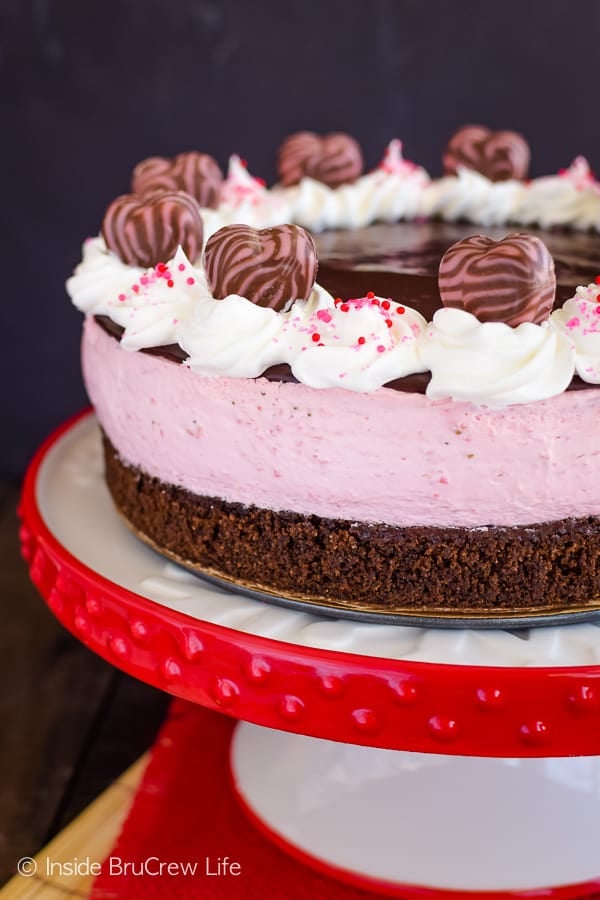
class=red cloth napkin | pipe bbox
[92,700,600,900]
[91,700,379,899]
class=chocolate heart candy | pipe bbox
[443,125,530,182]
[277,131,363,188]
[204,224,318,311]
[102,191,204,268]
[438,233,555,327]
[132,152,224,209]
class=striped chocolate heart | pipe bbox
[277,131,363,188]
[101,191,204,268]
[443,125,530,182]
[132,152,224,209]
[204,224,318,311]
[438,233,556,327]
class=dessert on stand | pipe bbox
[22,127,600,895]
[19,410,600,897]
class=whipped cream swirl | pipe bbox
[201,156,294,240]
[179,284,427,391]
[281,140,429,232]
[67,239,206,350]
[419,170,525,227]
[552,282,600,382]
[178,294,285,378]
[421,307,576,405]
[283,294,427,391]
[419,160,600,231]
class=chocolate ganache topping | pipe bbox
[438,233,556,326]
[277,131,363,188]
[204,224,318,311]
[443,125,531,182]
[101,191,204,269]
[132,151,224,209]
[314,220,600,318]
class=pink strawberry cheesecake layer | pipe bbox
[82,316,600,530]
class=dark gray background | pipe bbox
[3,0,600,475]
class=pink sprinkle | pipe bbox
[140,276,149,286]
[178,263,186,272]
[132,284,139,293]
[186,277,195,285]
[316,309,332,323]
[118,293,126,302]
[566,316,581,329]
[376,344,385,353]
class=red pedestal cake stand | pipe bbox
[18,411,600,898]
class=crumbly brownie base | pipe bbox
[103,433,600,615]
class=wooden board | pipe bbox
[0,485,115,882]
[0,755,147,898]
[0,484,169,886]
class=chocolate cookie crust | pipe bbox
[103,433,600,615]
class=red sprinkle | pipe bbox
[595,275,600,285]
[357,336,366,345]
[334,297,343,305]
[396,305,405,314]
[371,298,380,306]
[167,279,174,288]
[340,303,350,312]
[156,263,167,273]
[385,318,393,328]
[312,332,321,342]
[381,300,391,310]
[366,291,375,299]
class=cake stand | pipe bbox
[18,411,600,898]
